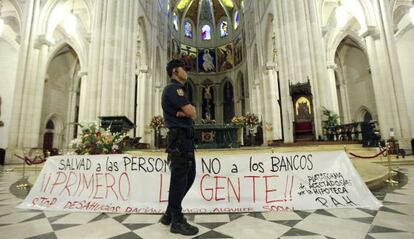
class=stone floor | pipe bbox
[0,165,413,239]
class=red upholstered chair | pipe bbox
[293,121,314,141]
[295,121,313,133]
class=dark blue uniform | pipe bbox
[161,79,196,222]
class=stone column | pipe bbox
[135,66,153,144]
[336,75,351,123]
[7,0,48,163]
[375,0,412,148]
[253,82,261,115]
[67,71,87,144]
[154,86,162,116]
[273,0,330,142]
[362,24,411,148]
[326,63,340,115]
[80,0,137,123]
[262,64,283,143]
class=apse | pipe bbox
[168,0,246,123]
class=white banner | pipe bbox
[18,151,382,213]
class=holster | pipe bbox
[166,128,195,169]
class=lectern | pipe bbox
[99,116,135,133]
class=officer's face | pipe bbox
[175,67,188,81]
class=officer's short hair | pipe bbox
[166,59,189,77]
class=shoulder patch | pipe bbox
[176,89,185,96]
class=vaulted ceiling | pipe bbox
[171,0,242,25]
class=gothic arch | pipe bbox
[38,0,92,35]
[393,2,414,39]
[219,77,233,100]
[217,16,231,39]
[5,0,23,27]
[47,40,86,70]
[319,0,375,28]
[0,0,22,45]
[334,36,376,124]
[327,31,367,67]
[355,106,374,122]
[42,113,64,148]
[42,44,81,148]
[182,17,196,43]
[43,113,64,132]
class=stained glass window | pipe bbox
[184,21,193,39]
[234,11,240,29]
[220,21,229,37]
[202,25,211,40]
[173,12,178,31]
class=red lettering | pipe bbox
[93,173,104,199]
[244,176,260,203]
[105,173,118,200]
[78,173,94,197]
[227,177,241,203]
[264,175,283,203]
[214,176,226,201]
[200,174,213,201]
[159,173,168,203]
[32,197,57,207]
[60,172,78,196]
[119,172,130,201]
[50,172,67,194]
[43,173,52,193]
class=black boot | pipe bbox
[170,218,199,236]
[159,214,171,225]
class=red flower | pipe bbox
[96,131,101,137]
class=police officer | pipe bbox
[159,59,198,236]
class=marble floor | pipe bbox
[0,166,413,239]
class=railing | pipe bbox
[323,122,360,141]
[323,121,381,146]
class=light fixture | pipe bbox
[64,0,77,34]
[336,1,348,28]
[410,7,414,25]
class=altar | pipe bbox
[194,124,240,149]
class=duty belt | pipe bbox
[169,127,194,139]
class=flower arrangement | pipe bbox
[201,118,216,124]
[245,112,259,127]
[231,115,245,127]
[70,122,127,155]
[150,116,165,129]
